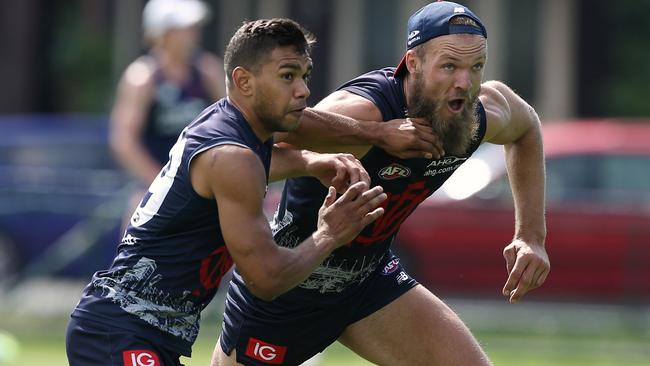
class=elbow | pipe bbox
[245,277,285,301]
[237,247,299,301]
[241,265,288,301]
[248,288,278,302]
[108,130,128,156]
[109,130,139,163]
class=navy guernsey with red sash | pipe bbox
[230,67,487,305]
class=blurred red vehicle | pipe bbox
[396,120,650,303]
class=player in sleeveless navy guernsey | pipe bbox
[109,0,226,230]
[216,2,550,366]
[66,18,390,366]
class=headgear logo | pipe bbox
[123,350,160,366]
[245,337,287,364]
[378,163,411,180]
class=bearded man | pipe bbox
[213,2,549,365]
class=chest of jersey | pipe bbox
[352,148,472,247]
[365,148,469,194]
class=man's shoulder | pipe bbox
[480,81,509,100]
[315,90,383,123]
[339,67,396,89]
[337,67,404,121]
[184,100,267,157]
[195,143,261,169]
[479,81,510,119]
[122,56,157,89]
[479,80,520,143]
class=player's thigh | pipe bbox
[210,337,308,366]
[211,336,239,366]
[339,285,491,366]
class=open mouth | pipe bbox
[448,98,465,113]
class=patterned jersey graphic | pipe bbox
[93,257,201,342]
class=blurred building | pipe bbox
[1,0,649,119]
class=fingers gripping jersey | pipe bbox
[72,98,273,356]
[272,67,487,298]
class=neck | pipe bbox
[227,95,272,142]
[402,73,412,112]
[153,46,191,68]
[151,46,193,83]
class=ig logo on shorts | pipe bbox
[245,337,287,364]
[123,350,160,366]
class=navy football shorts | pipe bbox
[66,317,184,366]
[219,253,418,365]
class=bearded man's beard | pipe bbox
[407,73,479,156]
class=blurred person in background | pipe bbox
[66,18,390,366]
[214,2,549,365]
[109,0,226,228]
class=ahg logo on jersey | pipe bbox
[425,156,467,168]
[245,337,287,364]
[123,350,160,366]
[378,163,411,180]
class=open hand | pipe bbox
[316,182,386,248]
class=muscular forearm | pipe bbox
[248,232,336,300]
[505,125,546,244]
[277,108,378,156]
[269,145,310,182]
[238,181,384,301]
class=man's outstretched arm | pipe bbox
[276,91,443,159]
[481,80,549,304]
[190,144,386,301]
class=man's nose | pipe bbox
[454,69,472,91]
[295,78,310,99]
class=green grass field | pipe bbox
[1,309,649,366]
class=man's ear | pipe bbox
[232,66,254,97]
[405,49,419,74]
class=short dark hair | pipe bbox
[224,18,316,86]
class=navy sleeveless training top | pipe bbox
[269,67,487,301]
[143,54,213,165]
[71,98,272,356]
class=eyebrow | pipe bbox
[439,54,486,63]
[278,62,303,70]
[278,62,313,74]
